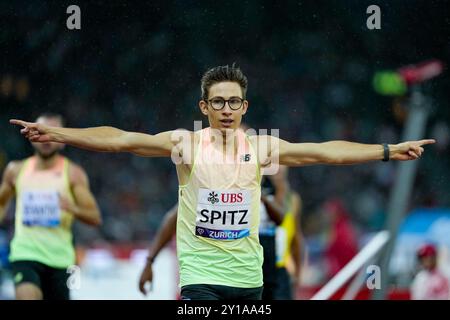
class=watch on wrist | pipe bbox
[382,143,390,162]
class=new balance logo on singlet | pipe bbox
[240,154,251,162]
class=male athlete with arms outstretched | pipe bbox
[10,65,434,300]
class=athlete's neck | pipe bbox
[209,127,240,155]
[35,153,60,170]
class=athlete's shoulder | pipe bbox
[2,159,26,186]
[249,134,280,145]
[246,134,265,148]
[66,160,89,185]
[247,135,279,166]
[4,159,26,176]
[247,134,258,143]
[171,129,196,160]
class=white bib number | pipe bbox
[21,191,61,227]
[195,188,252,240]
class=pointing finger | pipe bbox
[418,139,436,146]
[10,119,29,127]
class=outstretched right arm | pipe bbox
[10,119,181,157]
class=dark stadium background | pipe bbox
[0,0,449,299]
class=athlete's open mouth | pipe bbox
[220,119,234,127]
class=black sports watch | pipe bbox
[382,143,390,162]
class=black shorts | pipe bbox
[181,284,263,300]
[274,267,293,300]
[10,260,70,300]
[259,234,277,300]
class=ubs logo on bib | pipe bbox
[221,193,243,203]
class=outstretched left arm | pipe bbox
[262,137,435,167]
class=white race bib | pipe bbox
[21,190,61,227]
[275,227,288,263]
[195,188,252,240]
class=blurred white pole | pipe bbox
[373,87,431,300]
[341,260,373,300]
[311,231,390,300]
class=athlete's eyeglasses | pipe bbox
[207,97,244,111]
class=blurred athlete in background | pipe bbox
[0,113,101,300]
[274,166,303,300]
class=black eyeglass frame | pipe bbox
[206,97,245,111]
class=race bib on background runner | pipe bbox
[21,190,61,227]
[196,188,252,240]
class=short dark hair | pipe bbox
[201,63,248,101]
[36,112,65,126]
